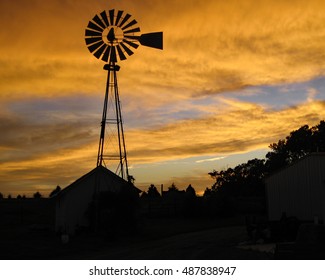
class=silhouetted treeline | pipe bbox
[141,184,197,217]
[140,183,262,218]
[0,185,62,200]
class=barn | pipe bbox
[55,165,141,235]
[265,153,325,222]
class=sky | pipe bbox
[0,0,325,196]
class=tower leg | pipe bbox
[97,63,129,181]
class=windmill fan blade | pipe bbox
[122,19,137,30]
[140,32,163,50]
[94,44,107,59]
[118,13,131,28]
[120,42,134,56]
[100,11,109,27]
[85,29,102,37]
[88,41,105,53]
[93,15,106,29]
[123,27,141,34]
[85,37,102,45]
[109,9,115,26]
[116,45,127,60]
[87,21,104,32]
[110,46,117,62]
[115,11,123,26]
[102,46,111,62]
[123,39,139,49]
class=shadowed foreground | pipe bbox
[0,217,272,259]
[74,226,272,260]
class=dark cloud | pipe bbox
[0,110,96,163]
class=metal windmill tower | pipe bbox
[85,9,163,181]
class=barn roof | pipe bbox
[265,152,325,182]
[55,165,141,199]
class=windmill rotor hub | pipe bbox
[103,26,123,46]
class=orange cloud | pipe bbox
[125,100,325,163]
[1,0,325,102]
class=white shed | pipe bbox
[55,165,140,235]
[265,153,325,221]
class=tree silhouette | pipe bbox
[203,187,212,198]
[0,192,3,199]
[147,184,160,197]
[312,120,325,151]
[33,191,42,199]
[185,184,196,197]
[168,183,178,192]
[266,121,325,172]
[209,158,266,197]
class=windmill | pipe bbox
[85,9,163,181]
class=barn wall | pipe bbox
[56,172,96,234]
[55,167,135,235]
[266,154,325,221]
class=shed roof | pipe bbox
[56,165,141,199]
[265,152,325,182]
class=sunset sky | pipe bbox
[1,0,325,196]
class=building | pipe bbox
[265,153,325,222]
[55,165,141,235]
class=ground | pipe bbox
[0,216,273,259]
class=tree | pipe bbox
[0,192,3,199]
[168,183,178,192]
[33,191,42,199]
[147,184,160,197]
[266,121,325,172]
[209,158,266,197]
[265,139,288,172]
[49,185,61,197]
[203,187,212,198]
[311,120,325,152]
[185,184,196,197]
